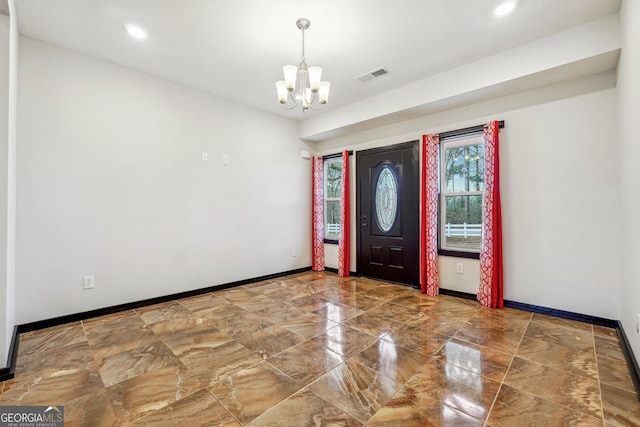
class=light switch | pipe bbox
[202,152,208,161]
[222,155,230,165]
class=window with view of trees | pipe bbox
[440,134,484,254]
[324,157,342,241]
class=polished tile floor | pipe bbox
[1,271,639,426]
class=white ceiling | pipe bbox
[9,0,622,127]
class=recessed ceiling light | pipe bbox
[494,0,518,16]
[123,23,148,39]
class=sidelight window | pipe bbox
[324,157,343,241]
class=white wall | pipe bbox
[316,71,621,320]
[16,37,311,324]
[617,0,640,365]
[0,15,10,364]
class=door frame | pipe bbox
[356,140,420,286]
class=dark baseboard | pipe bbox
[503,300,618,328]
[324,267,360,277]
[439,288,477,301]
[0,326,19,382]
[0,266,312,382]
[2,271,639,398]
[617,321,640,397]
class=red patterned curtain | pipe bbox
[338,151,350,277]
[312,156,325,271]
[420,134,440,295]
[478,121,504,308]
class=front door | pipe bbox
[356,141,420,287]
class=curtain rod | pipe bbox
[322,150,353,160]
[439,120,504,139]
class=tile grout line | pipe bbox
[592,324,607,426]
[484,310,533,425]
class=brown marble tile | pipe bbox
[595,335,627,361]
[368,397,483,426]
[82,309,138,328]
[178,340,263,387]
[433,338,512,382]
[597,352,637,392]
[213,310,273,339]
[7,272,640,426]
[235,294,280,312]
[288,294,330,312]
[355,339,428,384]
[593,325,619,341]
[246,388,361,427]
[223,288,259,304]
[64,388,117,427]
[531,313,593,331]
[106,365,203,423]
[427,298,480,320]
[84,312,158,360]
[312,301,364,323]
[405,311,467,337]
[209,361,301,424]
[267,339,345,384]
[96,341,183,387]
[516,336,598,378]
[405,358,501,421]
[133,389,240,426]
[388,292,439,311]
[367,302,421,323]
[177,292,228,312]
[310,358,403,423]
[17,324,94,373]
[487,384,604,427]
[197,303,250,322]
[309,324,376,358]
[136,301,193,325]
[600,383,640,426]
[360,283,411,302]
[278,311,340,339]
[524,317,595,351]
[327,292,386,311]
[18,323,86,357]
[0,363,105,406]
[485,306,533,320]
[315,286,352,303]
[454,322,523,354]
[149,316,232,357]
[344,312,404,338]
[256,303,306,324]
[504,357,603,419]
[467,311,530,335]
[381,324,449,357]
[236,325,305,359]
[366,358,489,426]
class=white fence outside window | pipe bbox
[445,223,481,238]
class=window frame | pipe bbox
[323,156,343,244]
[438,133,484,259]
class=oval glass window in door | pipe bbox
[375,166,398,232]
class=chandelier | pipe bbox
[276,18,330,112]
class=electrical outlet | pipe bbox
[456,263,464,274]
[83,275,95,290]
[291,248,297,258]
[636,313,640,336]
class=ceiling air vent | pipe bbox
[356,67,389,82]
